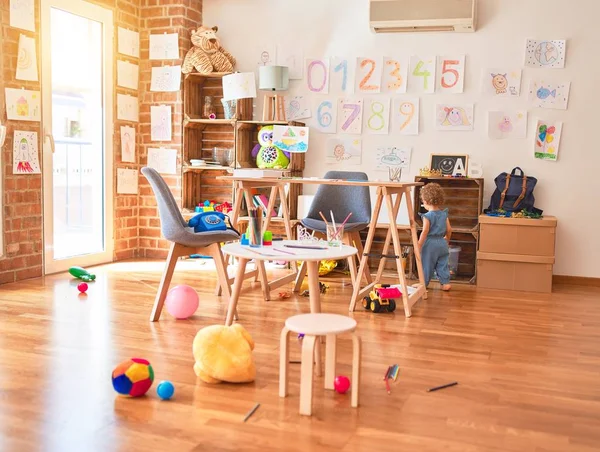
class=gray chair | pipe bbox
[297,171,373,287]
[142,167,239,321]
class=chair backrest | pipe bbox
[306,171,371,224]
[141,167,187,242]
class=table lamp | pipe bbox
[259,65,289,122]
[222,72,257,119]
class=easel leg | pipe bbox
[343,233,357,286]
[278,185,294,240]
[351,231,372,285]
[404,187,427,300]
[374,193,402,283]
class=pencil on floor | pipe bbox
[243,403,260,422]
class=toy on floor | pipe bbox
[112,358,154,397]
[157,380,175,400]
[300,282,329,297]
[166,285,199,319]
[193,323,256,384]
[68,266,96,282]
[77,282,88,293]
[278,291,291,299]
[362,284,401,313]
[334,376,351,394]
[251,125,290,169]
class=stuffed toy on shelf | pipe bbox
[251,125,290,169]
[182,26,236,75]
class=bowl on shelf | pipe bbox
[212,147,234,167]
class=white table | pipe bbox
[221,240,358,326]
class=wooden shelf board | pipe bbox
[184,72,231,79]
[183,165,233,173]
[185,118,236,127]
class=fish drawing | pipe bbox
[537,87,556,100]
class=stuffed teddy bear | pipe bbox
[192,324,256,384]
[251,125,290,169]
[182,26,236,75]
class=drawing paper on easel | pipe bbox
[363,97,390,135]
[10,0,34,32]
[151,105,172,142]
[277,46,303,80]
[375,147,411,171]
[481,68,522,96]
[120,126,136,163]
[118,27,140,58]
[117,94,139,122]
[150,65,182,92]
[5,88,41,121]
[117,168,138,195]
[313,99,337,134]
[13,130,40,174]
[117,60,139,90]
[488,111,528,140]
[148,147,177,174]
[326,138,361,165]
[534,119,562,162]
[435,104,474,131]
[16,34,38,81]
[528,80,570,110]
[150,33,179,60]
[284,96,311,121]
[525,39,566,68]
[392,97,419,135]
[382,57,408,94]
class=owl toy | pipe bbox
[251,125,290,169]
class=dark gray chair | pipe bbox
[142,167,239,321]
[297,171,372,286]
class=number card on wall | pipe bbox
[409,56,436,94]
[305,58,330,94]
[382,57,408,94]
[330,57,354,95]
[392,97,419,135]
[337,98,363,135]
[363,97,390,135]
[313,98,337,134]
[356,57,382,94]
[436,56,465,93]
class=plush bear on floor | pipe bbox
[182,26,236,75]
[192,324,256,384]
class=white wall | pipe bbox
[204,0,600,278]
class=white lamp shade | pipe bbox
[222,72,257,101]
[259,65,289,91]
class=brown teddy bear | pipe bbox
[182,26,236,75]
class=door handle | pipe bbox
[44,128,56,153]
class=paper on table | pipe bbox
[10,0,34,32]
[120,126,136,163]
[150,65,182,92]
[151,105,172,141]
[117,168,138,194]
[5,88,41,122]
[117,60,139,90]
[13,130,40,174]
[147,148,177,174]
[16,34,38,82]
[117,94,139,122]
[118,27,140,58]
[149,33,179,60]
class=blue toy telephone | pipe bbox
[188,211,238,234]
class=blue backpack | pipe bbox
[486,167,542,214]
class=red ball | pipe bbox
[334,376,351,394]
[77,282,88,293]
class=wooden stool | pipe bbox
[279,313,361,416]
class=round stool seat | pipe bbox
[285,313,357,336]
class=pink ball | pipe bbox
[165,285,199,319]
[77,283,88,293]
[334,376,351,394]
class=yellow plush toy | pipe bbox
[192,323,256,384]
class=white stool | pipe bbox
[279,313,361,416]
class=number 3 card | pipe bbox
[436,55,465,93]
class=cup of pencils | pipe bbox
[326,223,343,247]
[248,207,263,248]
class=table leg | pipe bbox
[351,334,361,408]
[404,187,427,300]
[257,260,271,301]
[306,260,322,377]
[279,327,290,397]
[293,261,307,292]
[225,257,247,326]
[262,185,278,233]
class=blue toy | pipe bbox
[157,380,175,400]
[189,211,229,233]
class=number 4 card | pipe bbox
[437,56,465,93]
[409,56,436,94]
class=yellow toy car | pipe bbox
[362,284,401,313]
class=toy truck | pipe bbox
[362,284,401,313]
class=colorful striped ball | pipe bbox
[112,358,154,397]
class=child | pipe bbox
[417,183,452,291]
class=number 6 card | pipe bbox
[436,55,465,93]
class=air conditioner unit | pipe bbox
[370,0,477,33]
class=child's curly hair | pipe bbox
[420,183,445,206]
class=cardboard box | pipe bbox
[477,253,554,293]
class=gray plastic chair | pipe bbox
[142,167,239,321]
[297,171,372,286]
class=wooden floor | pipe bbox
[0,259,599,452]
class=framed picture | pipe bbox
[430,154,469,176]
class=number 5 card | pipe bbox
[409,56,436,94]
[436,55,465,93]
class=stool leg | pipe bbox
[324,334,337,390]
[299,335,317,416]
[279,327,290,398]
[351,334,361,408]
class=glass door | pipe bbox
[41,0,114,274]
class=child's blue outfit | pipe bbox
[420,209,450,286]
